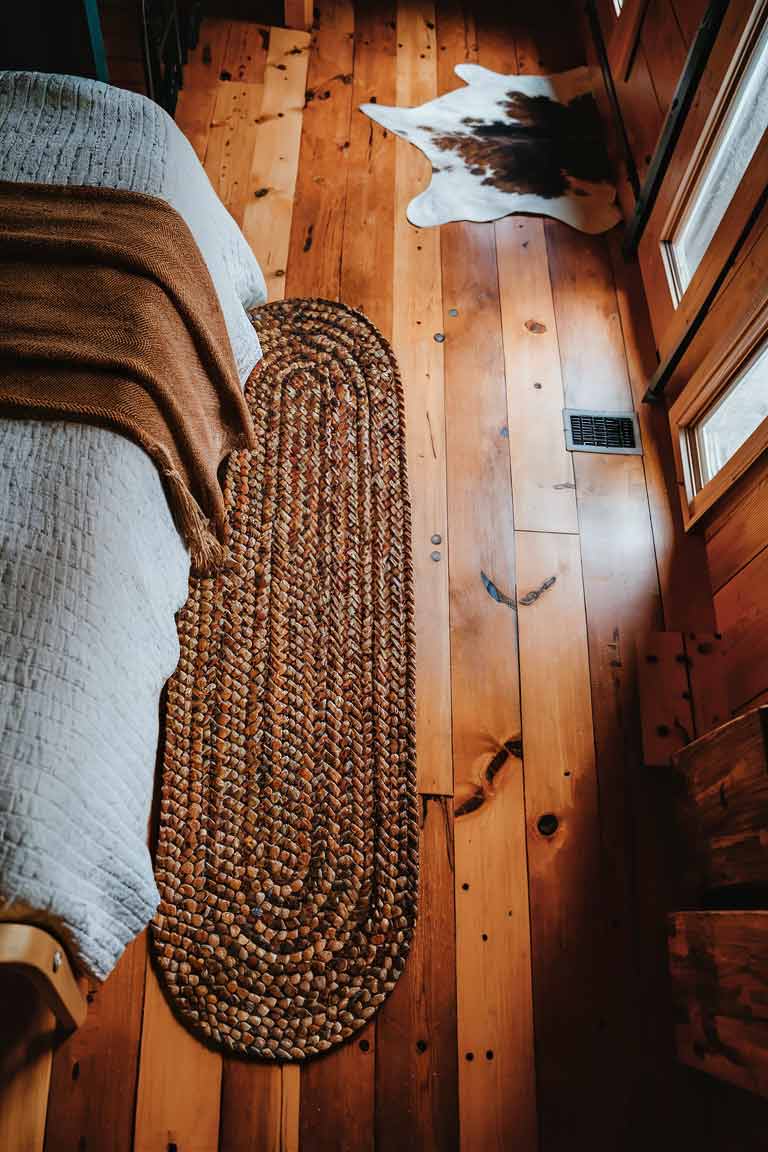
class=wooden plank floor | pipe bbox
[6,3,761,1151]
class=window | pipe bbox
[670,301,768,527]
[690,342,768,489]
[662,11,768,303]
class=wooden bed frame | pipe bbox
[0,924,86,1032]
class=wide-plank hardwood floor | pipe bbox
[3,2,766,1150]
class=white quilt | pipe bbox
[0,72,267,979]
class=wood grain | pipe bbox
[241,27,311,299]
[496,217,577,534]
[671,0,710,44]
[607,230,717,633]
[220,1063,298,1152]
[547,215,664,1142]
[639,0,688,114]
[0,975,54,1152]
[516,530,602,1151]
[175,19,233,161]
[221,21,269,83]
[375,797,459,1152]
[715,544,768,713]
[615,43,663,182]
[668,911,768,1097]
[674,706,768,890]
[133,964,223,1152]
[442,220,537,1152]
[392,0,452,795]
[45,935,147,1152]
[638,632,694,765]
[299,1025,375,1152]
[284,0,314,31]
[705,454,768,593]
[184,18,233,87]
[205,82,265,230]
[284,0,355,300]
[683,631,729,738]
[340,0,396,338]
[609,0,651,81]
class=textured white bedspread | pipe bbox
[0,72,266,979]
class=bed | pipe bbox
[0,70,267,981]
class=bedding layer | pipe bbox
[0,72,266,978]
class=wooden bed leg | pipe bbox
[0,924,87,1032]
[284,0,313,31]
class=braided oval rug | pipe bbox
[152,299,418,1060]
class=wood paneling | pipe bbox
[284,0,355,300]
[608,0,650,81]
[496,217,578,535]
[299,1026,375,1152]
[45,935,147,1152]
[640,0,688,115]
[684,631,729,737]
[133,965,222,1152]
[715,544,768,713]
[671,0,709,44]
[516,531,602,1151]
[638,632,695,765]
[375,798,459,1152]
[340,0,397,338]
[674,706,768,890]
[705,453,768,593]
[392,0,452,796]
[548,218,664,1142]
[443,220,536,1152]
[669,911,768,1097]
[607,230,716,633]
[241,26,311,299]
[220,1063,287,1152]
[0,976,54,1152]
[205,82,266,229]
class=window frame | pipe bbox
[659,3,768,308]
[636,0,768,364]
[670,286,768,529]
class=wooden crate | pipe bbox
[668,911,768,1098]
[673,705,768,891]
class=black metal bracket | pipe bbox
[585,0,640,200]
[141,0,184,114]
[622,0,731,259]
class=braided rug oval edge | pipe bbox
[152,299,418,1059]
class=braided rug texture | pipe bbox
[152,299,418,1059]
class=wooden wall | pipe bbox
[704,455,768,714]
[592,0,768,719]
[594,0,709,215]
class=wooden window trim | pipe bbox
[608,0,650,81]
[669,281,768,530]
[637,0,764,352]
[659,128,768,368]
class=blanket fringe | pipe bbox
[159,460,228,576]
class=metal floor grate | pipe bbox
[563,408,642,455]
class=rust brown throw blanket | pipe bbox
[0,181,255,571]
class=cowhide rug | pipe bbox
[360,64,620,234]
